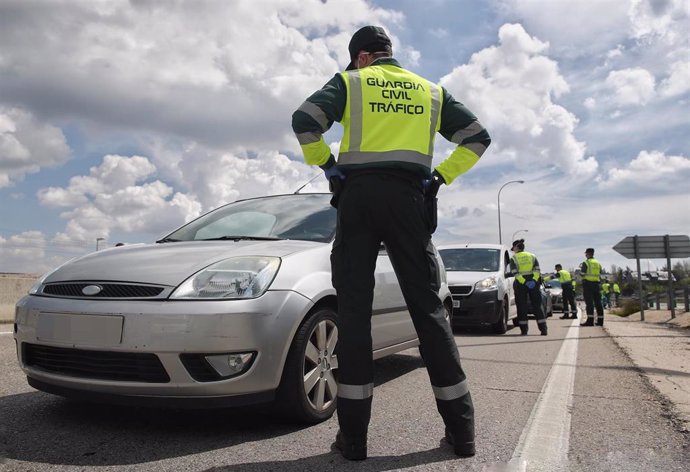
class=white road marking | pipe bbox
[1,331,13,335]
[508,317,581,471]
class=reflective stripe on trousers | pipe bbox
[338,382,374,400]
[432,379,469,401]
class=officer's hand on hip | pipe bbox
[324,165,345,181]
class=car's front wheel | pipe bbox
[492,298,509,334]
[277,307,338,424]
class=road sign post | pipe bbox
[613,234,690,319]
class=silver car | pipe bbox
[14,193,452,423]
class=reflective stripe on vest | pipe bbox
[432,379,469,401]
[512,251,539,284]
[338,382,374,400]
[583,258,601,282]
[338,65,441,168]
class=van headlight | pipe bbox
[475,275,498,290]
[170,256,281,299]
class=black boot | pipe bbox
[580,319,594,326]
[559,314,569,319]
[445,427,476,457]
[332,430,367,461]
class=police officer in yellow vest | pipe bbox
[612,281,621,307]
[601,280,611,309]
[292,26,490,461]
[580,247,604,326]
[553,264,577,319]
[509,239,548,335]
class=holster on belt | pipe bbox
[329,177,343,209]
[424,191,438,234]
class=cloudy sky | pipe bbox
[1,0,688,276]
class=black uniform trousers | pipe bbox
[582,280,604,324]
[513,279,547,334]
[561,281,577,316]
[331,172,474,448]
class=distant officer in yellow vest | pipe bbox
[601,280,611,308]
[580,248,604,326]
[553,264,577,319]
[612,281,621,307]
[292,25,490,460]
[509,239,547,336]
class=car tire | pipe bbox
[277,307,338,424]
[492,298,508,334]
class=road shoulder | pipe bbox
[604,309,690,434]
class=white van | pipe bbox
[437,243,517,333]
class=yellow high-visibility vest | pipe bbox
[338,65,442,168]
[556,269,572,283]
[512,251,540,284]
[583,258,602,282]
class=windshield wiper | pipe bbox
[199,235,282,241]
[156,237,180,243]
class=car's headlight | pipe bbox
[475,275,498,290]
[170,256,281,299]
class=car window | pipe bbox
[164,194,337,243]
[439,248,500,272]
[195,211,276,240]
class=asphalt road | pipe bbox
[1,317,688,472]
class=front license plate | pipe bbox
[452,300,460,308]
[36,313,124,346]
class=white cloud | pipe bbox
[495,0,630,56]
[439,23,597,176]
[0,0,401,152]
[605,68,656,106]
[174,149,325,210]
[628,0,688,45]
[659,60,690,97]
[38,155,202,243]
[0,107,71,187]
[599,150,690,188]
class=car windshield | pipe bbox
[547,279,562,288]
[439,248,500,272]
[162,194,337,244]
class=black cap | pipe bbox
[511,239,525,249]
[346,26,392,70]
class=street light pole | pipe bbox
[497,180,524,245]
[96,238,105,251]
[511,229,528,242]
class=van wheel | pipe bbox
[492,298,509,334]
[277,307,338,424]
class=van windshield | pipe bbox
[439,248,501,272]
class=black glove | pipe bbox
[423,170,445,198]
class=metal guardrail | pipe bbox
[645,287,690,313]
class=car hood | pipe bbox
[44,240,325,286]
[446,270,504,285]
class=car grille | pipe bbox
[449,285,473,296]
[41,282,166,299]
[22,343,170,383]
